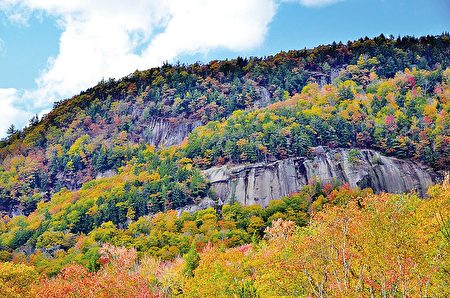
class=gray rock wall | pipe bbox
[203,147,437,207]
[145,118,202,147]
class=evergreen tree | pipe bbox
[29,115,39,127]
[6,124,17,136]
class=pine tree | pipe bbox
[29,114,39,126]
[6,124,17,136]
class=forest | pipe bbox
[0,34,449,297]
[1,178,449,297]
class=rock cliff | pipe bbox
[203,147,437,207]
[144,118,203,147]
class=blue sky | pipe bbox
[0,0,449,137]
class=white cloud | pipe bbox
[142,1,275,62]
[0,88,31,138]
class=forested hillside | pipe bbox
[184,67,449,168]
[2,177,449,297]
[1,34,449,216]
[0,34,449,297]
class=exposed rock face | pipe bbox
[96,169,118,180]
[254,87,271,108]
[145,118,203,147]
[176,197,216,215]
[203,147,437,207]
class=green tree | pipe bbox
[6,124,17,137]
[184,241,200,277]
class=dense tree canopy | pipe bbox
[0,177,448,297]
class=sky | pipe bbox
[0,0,449,137]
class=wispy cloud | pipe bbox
[279,0,344,7]
[0,88,31,136]
[297,0,343,7]
[0,37,5,56]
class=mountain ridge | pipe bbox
[0,35,448,277]
[1,34,449,215]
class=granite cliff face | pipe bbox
[144,118,203,148]
[203,147,437,207]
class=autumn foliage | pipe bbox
[0,177,446,297]
[35,244,153,298]
[184,177,450,297]
[0,34,449,297]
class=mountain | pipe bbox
[1,34,449,216]
[0,34,449,283]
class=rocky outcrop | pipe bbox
[176,197,216,215]
[144,118,203,147]
[203,147,437,207]
[96,169,118,180]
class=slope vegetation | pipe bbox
[1,34,449,215]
